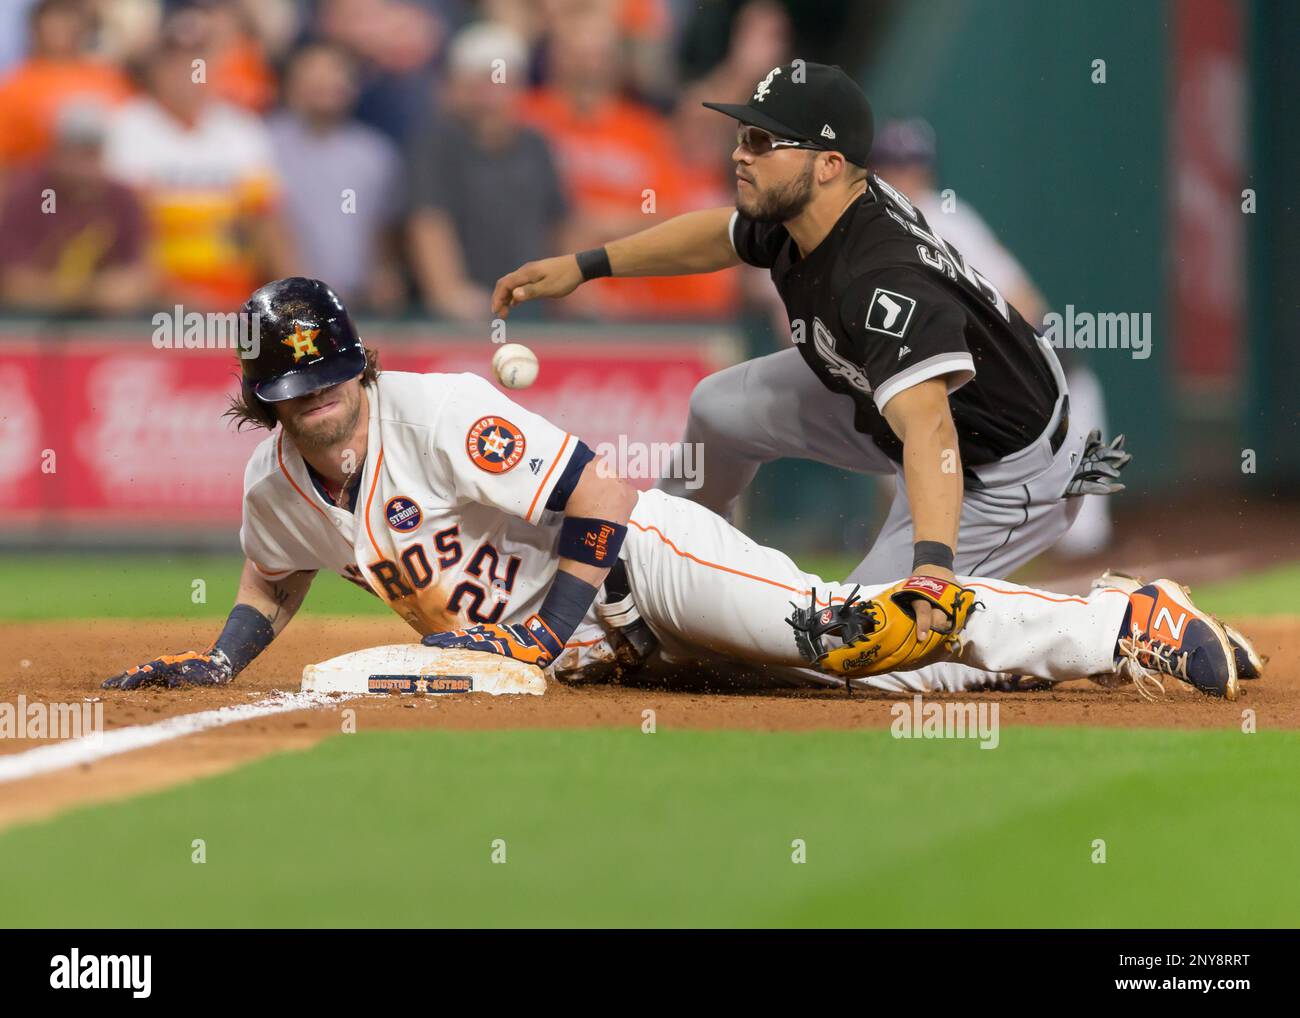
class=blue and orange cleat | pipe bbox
[1114,579,1239,700]
[1095,570,1263,680]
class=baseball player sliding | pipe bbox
[104,278,1252,700]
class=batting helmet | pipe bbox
[240,277,367,402]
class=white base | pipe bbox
[301,645,546,696]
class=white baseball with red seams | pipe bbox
[491,342,539,389]
[240,370,1130,689]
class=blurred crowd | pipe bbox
[0,0,846,322]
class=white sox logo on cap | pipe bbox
[753,66,782,101]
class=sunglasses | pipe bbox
[736,125,824,156]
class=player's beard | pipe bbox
[738,155,816,223]
[279,383,363,451]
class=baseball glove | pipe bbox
[787,577,980,680]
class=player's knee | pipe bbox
[687,366,748,443]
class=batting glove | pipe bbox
[103,650,234,690]
[421,616,563,667]
[1066,429,1132,497]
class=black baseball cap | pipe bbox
[703,61,874,167]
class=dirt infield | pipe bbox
[1,615,1297,828]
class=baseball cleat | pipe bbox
[1094,570,1264,679]
[1220,620,1264,680]
[1114,579,1238,700]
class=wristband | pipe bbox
[558,515,627,567]
[575,247,612,281]
[536,571,601,648]
[912,541,954,572]
[212,603,276,676]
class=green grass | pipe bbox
[6,552,1294,622]
[1191,561,1300,616]
[0,553,388,621]
[2,726,1296,927]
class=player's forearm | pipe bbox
[201,565,315,681]
[605,207,741,277]
[237,562,315,635]
[901,416,963,553]
[526,469,637,655]
[555,470,638,586]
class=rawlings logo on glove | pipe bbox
[787,578,980,682]
[421,615,562,667]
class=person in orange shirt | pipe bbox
[517,9,703,320]
[0,0,134,170]
[164,0,279,113]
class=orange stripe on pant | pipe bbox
[628,520,843,607]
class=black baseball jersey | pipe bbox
[729,175,1059,466]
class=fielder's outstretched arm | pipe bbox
[102,562,316,690]
[491,207,740,317]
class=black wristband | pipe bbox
[575,247,612,281]
[912,541,955,572]
[558,515,627,567]
[537,571,601,647]
[213,603,276,676]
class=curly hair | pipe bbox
[223,346,382,431]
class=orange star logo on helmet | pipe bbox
[282,324,321,362]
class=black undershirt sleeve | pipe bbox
[544,441,596,513]
[729,209,788,269]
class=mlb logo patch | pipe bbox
[864,288,917,338]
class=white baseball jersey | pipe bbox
[241,370,597,640]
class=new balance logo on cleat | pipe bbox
[1114,580,1238,700]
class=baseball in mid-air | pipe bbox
[492,342,539,389]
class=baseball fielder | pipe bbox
[102,279,1253,700]
[490,62,1140,693]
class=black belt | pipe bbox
[1049,394,1070,455]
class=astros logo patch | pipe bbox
[385,495,422,532]
[466,416,526,474]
